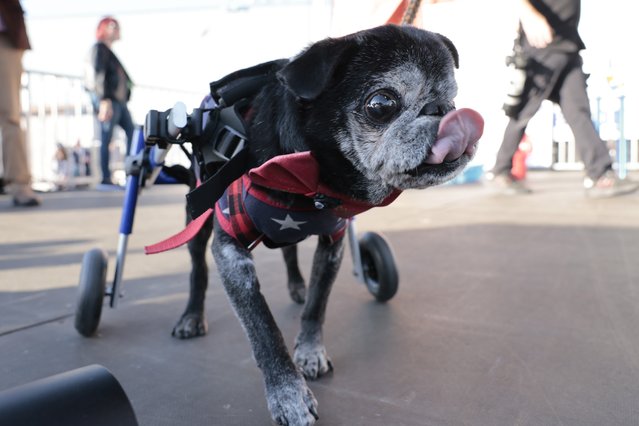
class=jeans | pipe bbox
[94,98,134,184]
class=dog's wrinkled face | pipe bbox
[342,59,459,192]
[278,25,482,203]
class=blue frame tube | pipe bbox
[119,128,145,235]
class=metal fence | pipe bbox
[551,94,639,175]
[19,71,638,189]
[21,70,201,190]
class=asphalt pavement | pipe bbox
[1,170,639,426]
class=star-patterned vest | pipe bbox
[214,151,401,250]
[215,174,347,249]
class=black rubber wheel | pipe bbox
[358,232,399,302]
[75,248,108,337]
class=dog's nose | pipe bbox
[424,108,484,164]
[419,102,452,117]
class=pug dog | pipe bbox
[171,24,483,425]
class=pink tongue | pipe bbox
[424,108,484,164]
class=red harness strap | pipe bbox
[247,152,401,218]
[145,151,401,254]
[144,208,213,255]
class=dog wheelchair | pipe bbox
[75,73,400,337]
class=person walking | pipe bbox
[0,0,41,206]
[491,0,637,197]
[85,16,134,186]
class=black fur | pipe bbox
[171,25,476,425]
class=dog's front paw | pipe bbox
[171,312,208,339]
[266,373,318,426]
[288,278,306,304]
[294,342,333,380]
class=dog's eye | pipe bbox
[420,102,453,117]
[364,91,399,123]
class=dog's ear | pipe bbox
[436,33,459,69]
[277,37,357,101]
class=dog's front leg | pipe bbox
[172,212,213,338]
[212,224,319,426]
[281,245,306,304]
[294,235,344,380]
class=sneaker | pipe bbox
[584,170,639,198]
[491,173,532,195]
[12,184,42,207]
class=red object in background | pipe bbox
[387,0,409,23]
[511,134,532,181]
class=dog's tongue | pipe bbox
[424,108,484,164]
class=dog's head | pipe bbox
[277,25,482,203]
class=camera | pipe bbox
[502,48,529,117]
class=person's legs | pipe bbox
[491,65,547,194]
[99,101,134,185]
[99,122,113,184]
[0,118,30,183]
[0,36,40,206]
[116,102,135,156]
[98,103,119,184]
[556,56,637,196]
[556,58,611,181]
[492,53,565,178]
[493,117,529,177]
[0,38,29,185]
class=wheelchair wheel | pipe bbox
[358,232,399,302]
[75,248,108,337]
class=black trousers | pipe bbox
[493,50,611,180]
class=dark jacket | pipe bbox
[0,0,31,50]
[85,42,132,102]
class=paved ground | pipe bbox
[1,171,639,426]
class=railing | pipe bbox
[21,70,202,189]
[21,71,638,189]
[551,94,639,175]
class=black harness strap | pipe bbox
[184,59,289,220]
[210,59,287,106]
[186,146,250,219]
